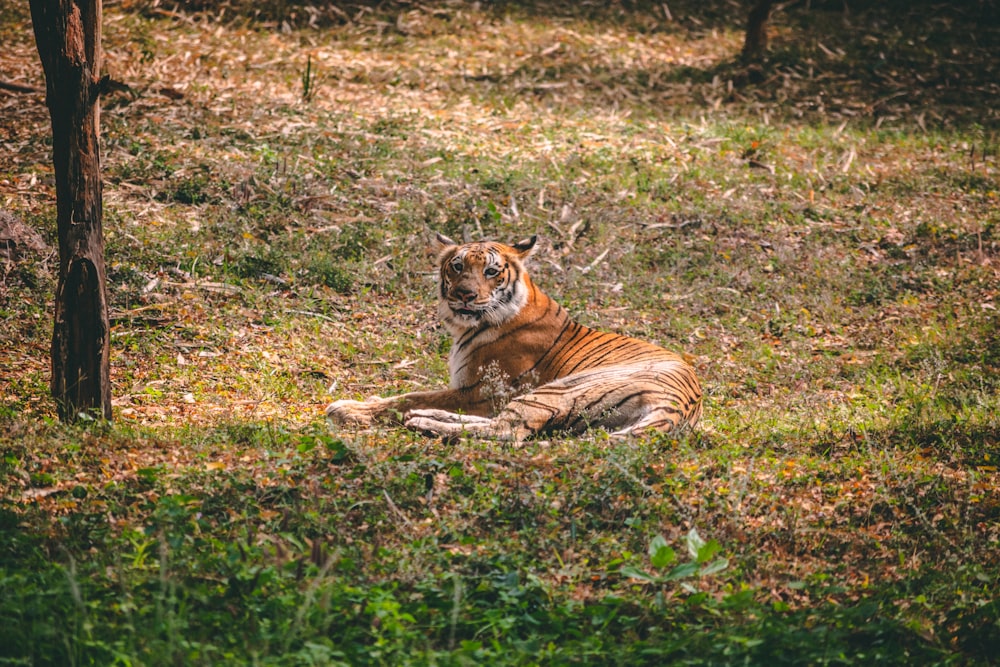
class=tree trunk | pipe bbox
[29,0,112,422]
[742,0,774,62]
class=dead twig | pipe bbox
[382,490,414,527]
[0,80,41,94]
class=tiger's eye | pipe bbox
[450,258,463,273]
[484,266,500,278]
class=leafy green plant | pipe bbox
[621,529,729,584]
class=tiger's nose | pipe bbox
[454,287,476,304]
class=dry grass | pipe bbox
[1,1,999,664]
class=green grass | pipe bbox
[1,0,999,664]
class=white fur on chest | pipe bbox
[439,279,529,390]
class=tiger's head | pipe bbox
[433,233,538,334]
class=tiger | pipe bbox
[325,233,702,441]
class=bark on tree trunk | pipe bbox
[742,0,774,62]
[29,0,112,421]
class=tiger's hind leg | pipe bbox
[608,399,704,439]
[405,409,527,440]
[404,375,611,441]
[406,361,701,442]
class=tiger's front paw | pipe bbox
[325,397,389,427]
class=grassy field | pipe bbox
[1,0,999,664]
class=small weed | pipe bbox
[301,52,316,102]
[305,255,355,293]
[229,250,286,282]
[169,173,211,205]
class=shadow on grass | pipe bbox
[120,0,1000,130]
[1,499,996,665]
[877,418,1000,462]
[477,0,1000,129]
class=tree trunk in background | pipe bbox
[743,0,774,62]
[29,0,112,421]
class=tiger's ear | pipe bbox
[433,232,457,249]
[430,232,457,263]
[511,235,538,258]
